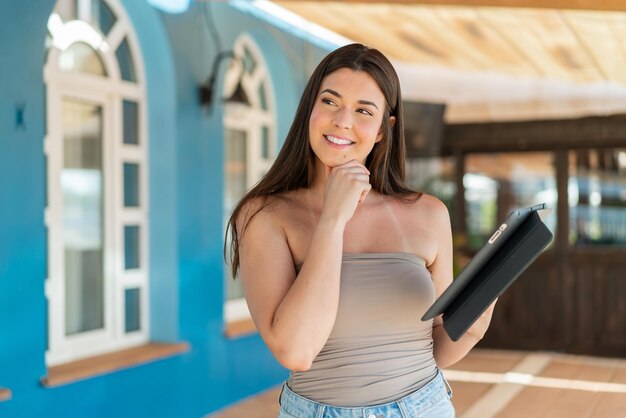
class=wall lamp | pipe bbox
[198,50,250,110]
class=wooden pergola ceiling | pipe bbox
[275,1,626,85]
[281,1,626,12]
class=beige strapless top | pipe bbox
[288,252,438,406]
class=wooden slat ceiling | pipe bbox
[277,0,626,12]
[274,1,626,85]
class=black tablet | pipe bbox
[421,203,553,341]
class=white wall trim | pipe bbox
[44,0,149,366]
[223,34,276,323]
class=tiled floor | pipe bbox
[210,349,626,418]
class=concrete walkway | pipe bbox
[210,349,626,418]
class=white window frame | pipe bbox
[224,35,276,323]
[44,0,149,366]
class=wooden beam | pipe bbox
[443,114,626,154]
[302,1,626,13]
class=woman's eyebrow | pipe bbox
[320,88,379,110]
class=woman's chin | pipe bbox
[319,156,346,169]
[316,153,368,170]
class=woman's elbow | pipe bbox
[434,354,456,369]
[280,357,313,372]
[271,343,314,372]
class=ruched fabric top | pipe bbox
[288,252,438,407]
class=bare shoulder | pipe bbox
[416,193,450,221]
[373,192,451,266]
[236,193,296,276]
[236,191,309,241]
[236,192,288,227]
[399,192,451,226]
[235,195,277,237]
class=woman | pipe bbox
[226,43,494,418]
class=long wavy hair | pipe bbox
[225,43,416,278]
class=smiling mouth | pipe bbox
[324,135,355,145]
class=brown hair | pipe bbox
[225,43,416,278]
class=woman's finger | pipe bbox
[331,159,370,174]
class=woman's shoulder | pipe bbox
[416,192,448,211]
[394,191,446,209]
[394,192,450,224]
[236,190,309,229]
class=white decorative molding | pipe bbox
[44,0,149,366]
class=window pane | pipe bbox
[225,266,245,300]
[123,100,139,145]
[93,0,116,36]
[55,0,78,22]
[124,288,141,333]
[124,225,140,269]
[258,82,268,111]
[224,129,247,214]
[123,163,140,207]
[464,172,498,249]
[243,46,256,75]
[59,42,107,76]
[115,37,136,82]
[62,99,105,335]
[224,129,247,299]
[407,156,457,213]
[44,155,49,207]
[261,126,270,159]
[407,157,463,272]
[569,149,626,246]
[465,152,557,251]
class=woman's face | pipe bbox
[308,68,391,170]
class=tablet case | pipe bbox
[421,203,553,341]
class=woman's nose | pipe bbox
[332,107,352,129]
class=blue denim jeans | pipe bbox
[277,369,455,418]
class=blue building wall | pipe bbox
[0,1,332,417]
[0,1,55,414]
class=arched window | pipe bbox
[44,0,149,365]
[223,35,276,323]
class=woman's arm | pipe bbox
[432,304,496,369]
[238,161,371,371]
[426,197,496,369]
[239,206,344,371]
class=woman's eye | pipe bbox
[320,98,372,116]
